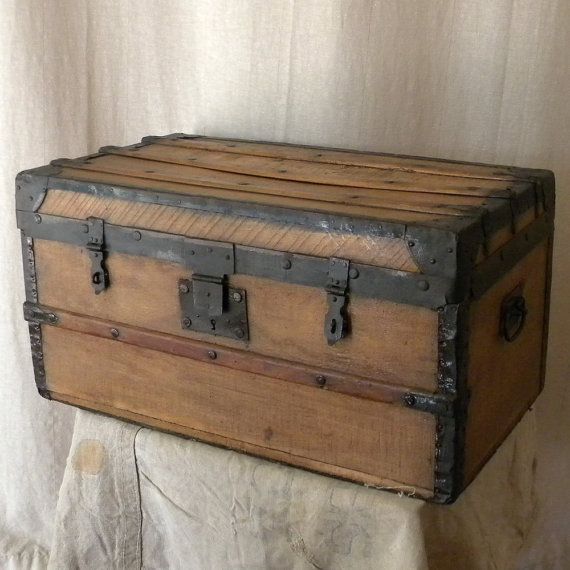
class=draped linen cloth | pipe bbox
[48,411,540,570]
[1,1,569,568]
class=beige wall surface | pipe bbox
[1,1,568,568]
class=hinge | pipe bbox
[324,257,350,345]
[85,217,109,294]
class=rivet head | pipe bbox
[110,328,120,338]
[281,259,292,270]
[34,214,42,224]
[408,240,415,247]
[429,258,437,264]
[133,231,142,241]
[315,375,327,387]
[208,350,217,360]
[234,327,245,339]
[403,394,417,407]
[48,313,58,324]
[179,282,189,294]
[232,291,242,303]
[418,280,430,291]
[348,268,359,279]
[182,318,192,328]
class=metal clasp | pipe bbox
[325,257,350,345]
[85,217,108,294]
[192,274,224,317]
[179,275,249,341]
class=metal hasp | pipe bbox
[325,257,350,345]
[84,217,108,294]
[179,276,249,341]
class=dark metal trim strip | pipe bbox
[433,303,470,503]
[17,211,454,309]
[470,214,553,299]
[20,235,50,399]
[46,175,409,240]
[23,301,453,414]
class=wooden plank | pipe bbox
[34,241,440,391]
[103,144,521,197]
[164,137,520,181]
[57,166,459,225]
[64,151,516,204]
[36,305,418,405]
[463,242,548,484]
[58,162,508,211]
[40,190,419,272]
[42,326,437,491]
[52,391,434,498]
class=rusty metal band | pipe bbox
[20,234,50,399]
[17,210,455,309]
[470,213,553,298]
[16,164,553,287]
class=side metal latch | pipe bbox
[85,217,108,294]
[325,257,350,345]
[179,274,249,341]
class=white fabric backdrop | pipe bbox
[1,1,569,568]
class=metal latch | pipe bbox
[324,257,349,345]
[179,274,249,341]
[192,274,224,317]
[84,217,108,294]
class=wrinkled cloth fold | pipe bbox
[48,410,537,570]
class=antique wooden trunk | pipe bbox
[16,135,554,503]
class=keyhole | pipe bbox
[330,318,337,335]
[92,272,101,284]
[210,319,216,331]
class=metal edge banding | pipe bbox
[433,303,470,504]
[404,226,457,279]
[20,234,50,399]
[16,211,453,310]
[15,165,62,212]
[470,214,553,299]
[406,303,470,504]
[46,176,409,241]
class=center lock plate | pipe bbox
[178,277,249,341]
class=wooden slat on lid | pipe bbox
[161,136,521,181]
[59,160,503,214]
[57,166,472,225]
[93,145,519,196]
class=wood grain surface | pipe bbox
[34,240,440,391]
[464,241,548,483]
[42,326,437,492]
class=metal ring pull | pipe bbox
[501,294,527,342]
